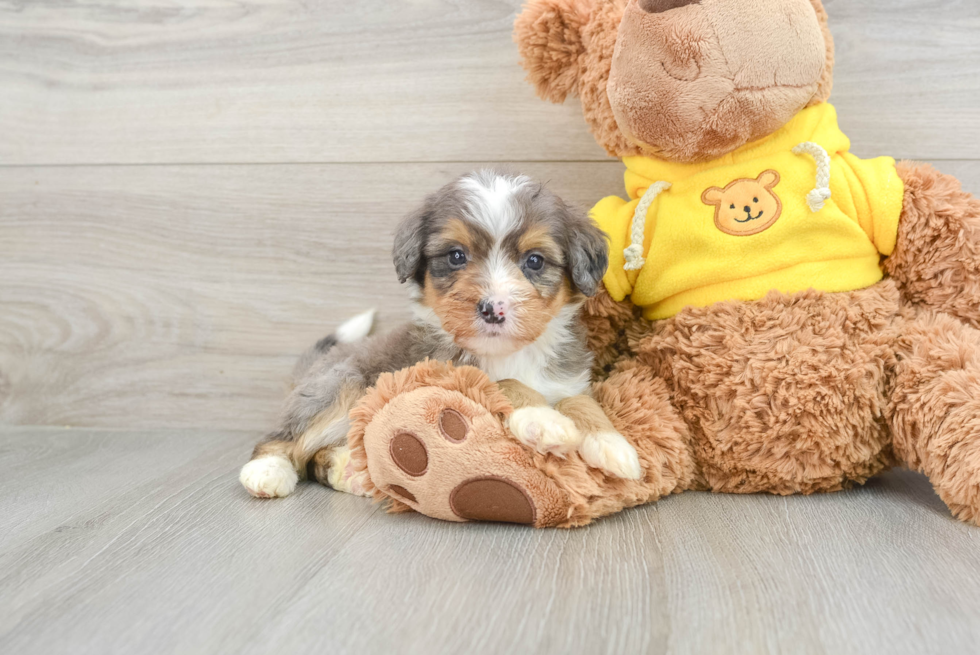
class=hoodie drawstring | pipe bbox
[793,141,832,212]
[624,181,671,271]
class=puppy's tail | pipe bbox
[313,308,376,353]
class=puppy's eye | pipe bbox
[524,254,545,271]
[730,204,736,210]
[448,249,467,269]
[753,197,759,203]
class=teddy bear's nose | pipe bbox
[638,0,701,13]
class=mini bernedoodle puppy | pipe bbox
[240,170,643,500]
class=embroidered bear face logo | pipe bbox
[701,170,783,237]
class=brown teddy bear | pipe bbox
[344,0,980,527]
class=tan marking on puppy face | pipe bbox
[441,218,476,253]
[702,170,782,236]
[516,225,563,265]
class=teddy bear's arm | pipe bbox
[883,161,980,329]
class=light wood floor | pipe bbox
[2,1,980,653]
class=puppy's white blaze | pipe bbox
[475,246,533,337]
[336,309,376,344]
[507,406,582,456]
[240,455,299,498]
[482,249,532,297]
[579,431,643,480]
[480,247,518,289]
[459,171,531,239]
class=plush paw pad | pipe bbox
[389,433,428,476]
[240,455,299,498]
[361,387,571,527]
[506,406,582,456]
[579,431,643,480]
[449,477,536,524]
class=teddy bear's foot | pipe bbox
[360,386,572,527]
[890,310,980,525]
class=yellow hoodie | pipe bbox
[591,103,905,320]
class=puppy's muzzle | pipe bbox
[478,299,507,325]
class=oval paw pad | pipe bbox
[449,477,536,525]
[439,409,469,443]
[389,433,428,476]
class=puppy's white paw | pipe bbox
[240,455,299,498]
[579,431,643,480]
[506,406,582,456]
[325,445,371,498]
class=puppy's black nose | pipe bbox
[744,206,752,213]
[478,300,505,324]
[639,0,700,13]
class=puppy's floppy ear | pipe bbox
[560,203,609,297]
[392,199,431,285]
[514,0,593,103]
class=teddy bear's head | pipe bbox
[515,0,834,163]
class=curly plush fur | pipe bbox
[885,162,980,329]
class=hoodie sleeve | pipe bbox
[834,153,905,256]
[590,195,638,302]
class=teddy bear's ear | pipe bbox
[806,0,835,106]
[701,187,724,206]
[514,0,593,103]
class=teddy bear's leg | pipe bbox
[888,309,980,525]
[884,162,980,328]
[348,361,695,527]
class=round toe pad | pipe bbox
[450,476,536,525]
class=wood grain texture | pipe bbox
[1,427,979,655]
[3,161,979,431]
[0,0,978,165]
